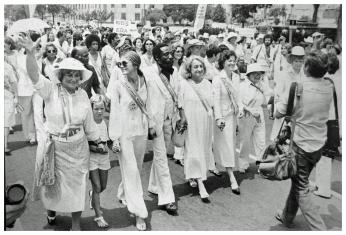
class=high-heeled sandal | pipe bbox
[47,215,56,225]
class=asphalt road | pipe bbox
[5,114,342,231]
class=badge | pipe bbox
[128,101,137,111]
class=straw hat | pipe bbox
[48,58,92,84]
[245,63,265,76]
[186,39,204,50]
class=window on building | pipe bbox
[135,4,140,8]
[111,4,115,8]
[121,13,126,20]
[135,13,141,21]
[122,4,126,8]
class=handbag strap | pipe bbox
[287,82,303,150]
[324,77,338,120]
[159,73,178,106]
[254,45,263,62]
[57,84,68,125]
[120,76,151,120]
[188,80,212,114]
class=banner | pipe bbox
[113,19,137,35]
[193,4,207,34]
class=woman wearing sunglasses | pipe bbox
[237,63,273,173]
[140,39,156,69]
[109,51,156,231]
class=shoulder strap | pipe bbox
[57,85,67,125]
[255,45,263,62]
[120,77,151,120]
[286,82,297,117]
[324,77,338,120]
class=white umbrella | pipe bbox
[7,18,50,35]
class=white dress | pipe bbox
[212,71,239,168]
[178,78,213,181]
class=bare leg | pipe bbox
[89,170,103,218]
[196,178,209,198]
[226,167,239,189]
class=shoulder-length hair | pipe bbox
[183,55,206,80]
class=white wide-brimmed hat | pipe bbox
[227,32,238,41]
[48,58,92,84]
[245,63,265,76]
[291,46,305,56]
[186,39,204,50]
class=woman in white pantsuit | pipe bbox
[238,63,273,172]
[109,51,155,231]
[213,50,240,194]
[178,56,213,203]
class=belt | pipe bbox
[49,128,81,139]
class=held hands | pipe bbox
[148,127,158,139]
[216,118,226,131]
[112,139,121,153]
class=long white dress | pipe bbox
[178,78,213,181]
[212,71,239,168]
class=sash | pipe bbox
[220,73,239,114]
[159,73,178,107]
[188,81,212,115]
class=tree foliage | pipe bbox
[147,8,167,25]
[4,5,28,21]
[35,4,46,20]
[90,9,113,26]
[163,4,197,23]
[212,4,226,22]
[232,5,258,27]
[47,4,63,24]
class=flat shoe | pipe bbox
[165,202,178,216]
[94,216,109,228]
[209,170,222,177]
[231,187,241,195]
[201,197,211,203]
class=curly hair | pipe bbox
[304,51,328,78]
[183,56,206,80]
[218,50,237,70]
[85,34,101,50]
[326,52,339,75]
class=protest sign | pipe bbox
[113,19,137,35]
[193,4,207,34]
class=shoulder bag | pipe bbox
[258,82,302,180]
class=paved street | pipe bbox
[5,114,342,231]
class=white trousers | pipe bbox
[238,113,266,170]
[315,156,332,198]
[18,96,36,141]
[148,130,175,205]
[117,135,148,218]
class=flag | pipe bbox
[193,4,207,35]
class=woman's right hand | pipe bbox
[17,33,35,53]
[112,139,121,153]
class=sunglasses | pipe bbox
[47,50,57,53]
[116,61,128,68]
[146,43,153,46]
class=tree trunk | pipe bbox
[312,4,320,23]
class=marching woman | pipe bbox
[212,50,240,194]
[20,35,100,231]
[140,39,156,69]
[133,37,144,55]
[108,51,156,231]
[178,56,214,203]
[237,63,273,173]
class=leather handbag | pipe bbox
[258,82,301,181]
[322,77,341,158]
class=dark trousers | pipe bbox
[281,142,327,230]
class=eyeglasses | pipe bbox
[47,50,57,53]
[116,61,128,68]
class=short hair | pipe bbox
[326,52,339,75]
[206,45,221,59]
[263,34,273,43]
[133,37,143,47]
[5,37,16,50]
[152,43,168,62]
[57,31,65,39]
[218,44,229,53]
[85,34,101,49]
[45,42,58,53]
[304,51,328,78]
[107,33,118,44]
[184,56,206,79]
[282,43,292,54]
[58,69,83,82]
[218,50,237,70]
[142,39,156,54]
[73,33,83,47]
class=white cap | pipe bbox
[291,46,305,56]
[245,63,265,76]
[49,58,92,84]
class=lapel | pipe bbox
[152,65,170,98]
